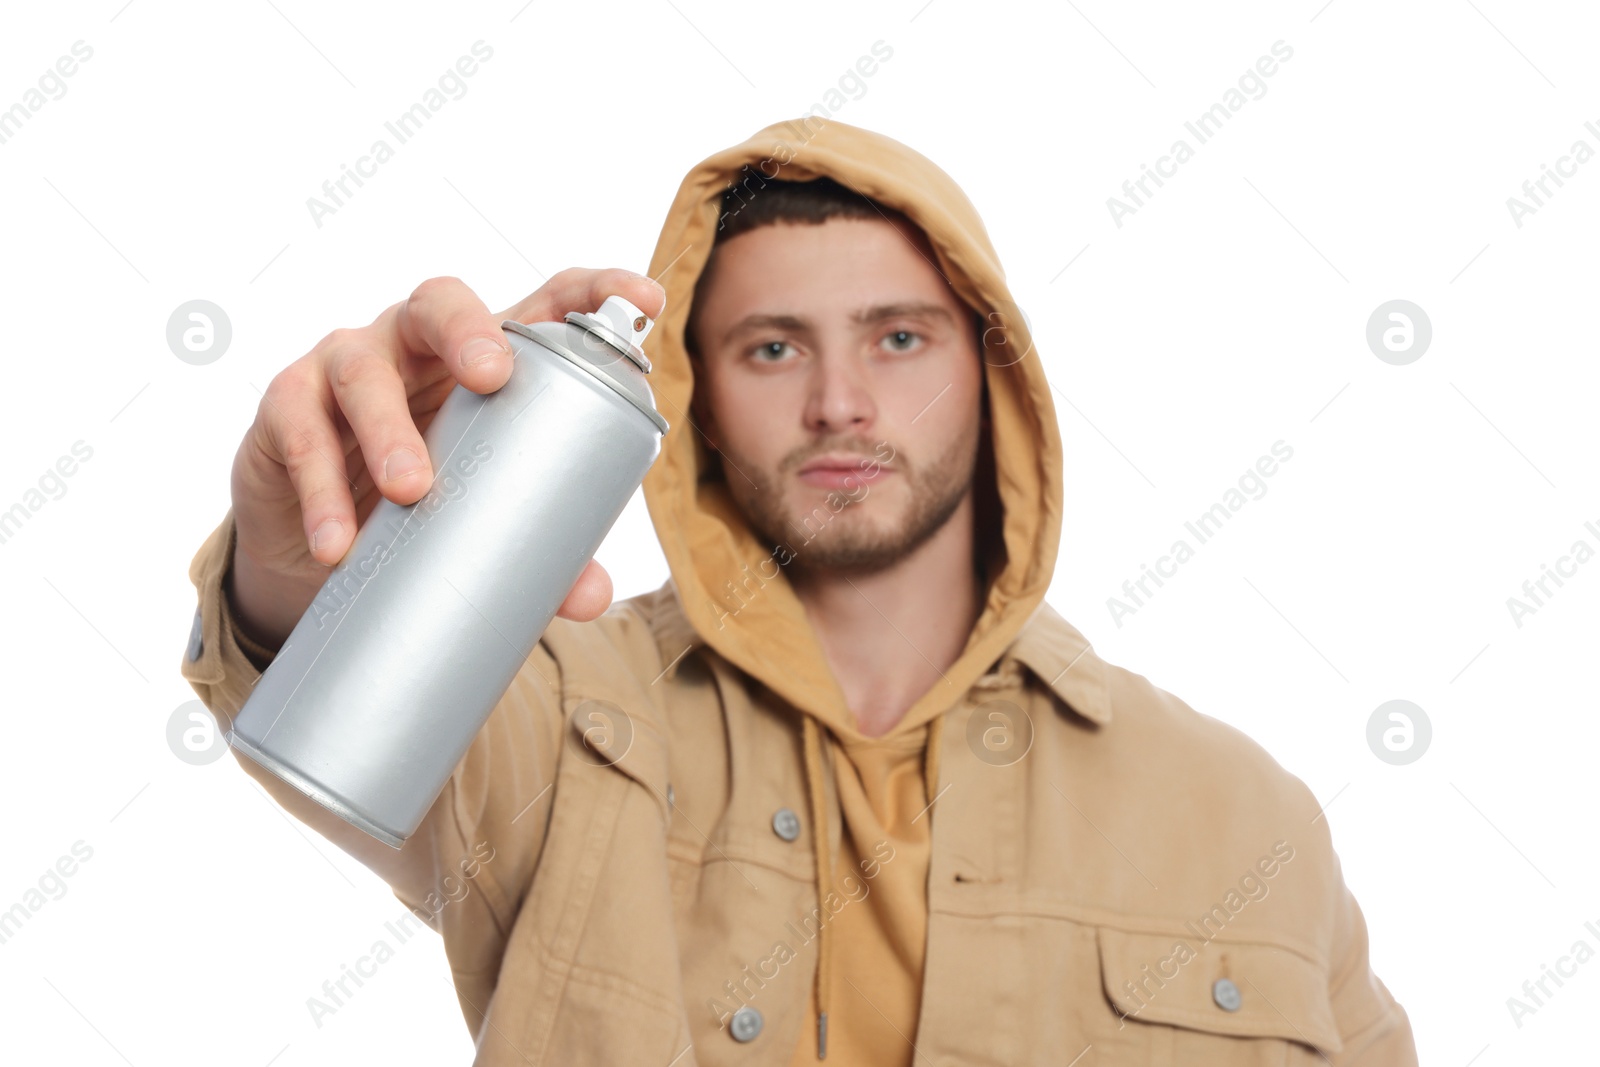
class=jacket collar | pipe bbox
[1001,601,1113,725]
[645,581,1112,727]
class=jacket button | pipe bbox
[729,1005,763,1041]
[1212,977,1242,1012]
[772,808,801,841]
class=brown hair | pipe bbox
[715,173,903,240]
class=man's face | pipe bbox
[688,215,984,572]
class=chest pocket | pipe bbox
[565,694,671,814]
[1096,926,1342,1066]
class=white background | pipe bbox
[1,0,1596,1063]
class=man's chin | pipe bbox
[774,512,910,571]
[787,535,909,573]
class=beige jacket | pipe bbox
[180,117,1417,1065]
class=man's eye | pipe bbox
[752,341,793,362]
[883,330,922,352]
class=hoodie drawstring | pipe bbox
[800,711,946,1061]
[801,715,833,1059]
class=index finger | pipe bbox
[499,267,667,333]
[388,275,516,395]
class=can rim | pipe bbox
[228,730,408,849]
[500,319,670,436]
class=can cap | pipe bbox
[564,295,654,373]
[501,293,670,435]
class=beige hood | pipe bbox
[640,116,1062,740]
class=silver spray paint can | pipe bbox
[227,295,669,847]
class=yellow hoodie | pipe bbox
[180,116,1418,1066]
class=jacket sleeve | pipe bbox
[178,507,565,1025]
[1324,861,1418,1065]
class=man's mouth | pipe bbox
[795,454,892,490]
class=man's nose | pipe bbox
[802,350,876,433]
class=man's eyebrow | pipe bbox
[721,313,810,345]
[849,301,954,327]
[720,302,954,345]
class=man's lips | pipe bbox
[795,455,892,489]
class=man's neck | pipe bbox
[790,496,983,738]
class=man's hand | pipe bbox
[227,269,668,651]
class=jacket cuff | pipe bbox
[230,598,280,673]
[178,507,279,725]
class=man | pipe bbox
[180,117,1418,1065]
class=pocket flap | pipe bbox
[565,695,671,817]
[1096,926,1343,1055]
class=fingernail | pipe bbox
[384,448,423,482]
[311,518,343,555]
[460,336,507,366]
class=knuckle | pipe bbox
[547,266,590,288]
[261,365,304,413]
[279,428,324,469]
[329,349,386,393]
[410,275,463,304]
[260,369,287,407]
[312,326,357,357]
